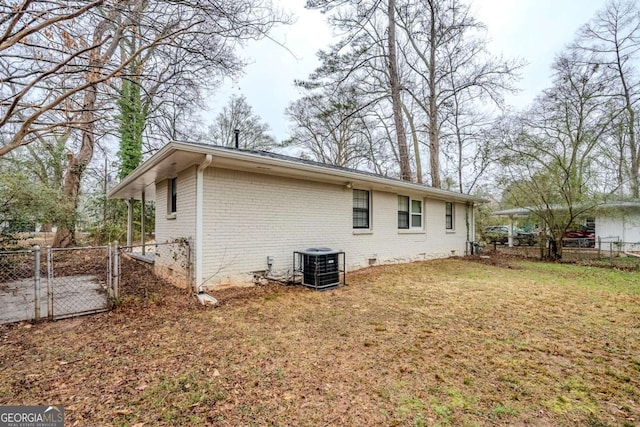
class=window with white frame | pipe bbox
[411,199,423,228]
[445,201,454,230]
[353,189,370,229]
[398,196,409,229]
[398,196,423,229]
[168,177,177,214]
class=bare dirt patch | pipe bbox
[460,254,524,269]
[0,258,638,426]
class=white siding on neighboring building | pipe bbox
[596,211,640,246]
[193,167,469,287]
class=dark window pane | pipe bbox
[353,190,370,229]
[445,202,454,229]
[353,209,369,228]
[398,212,409,229]
[353,190,369,209]
[397,196,409,229]
[411,214,421,228]
[170,177,177,213]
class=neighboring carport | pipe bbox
[491,207,532,247]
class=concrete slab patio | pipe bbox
[0,275,109,324]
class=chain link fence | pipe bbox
[1,245,115,324]
[117,240,192,296]
[0,240,193,325]
[0,249,41,324]
[586,239,640,269]
[490,238,640,270]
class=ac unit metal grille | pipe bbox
[293,248,345,290]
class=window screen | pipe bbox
[398,196,409,229]
[353,189,370,229]
[445,202,454,230]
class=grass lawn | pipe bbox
[1,258,639,426]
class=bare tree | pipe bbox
[1,0,287,157]
[497,52,616,258]
[208,95,277,150]
[285,84,389,170]
[305,0,412,180]
[395,0,522,189]
[303,0,520,188]
[573,0,640,198]
[387,0,411,180]
[53,5,127,247]
[3,0,290,247]
[1,0,107,156]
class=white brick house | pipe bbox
[108,141,484,291]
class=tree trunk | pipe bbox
[401,102,422,183]
[428,1,441,189]
[627,107,638,198]
[53,87,99,247]
[387,0,412,182]
[458,130,463,193]
[53,12,121,247]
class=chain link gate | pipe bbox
[0,245,118,324]
[46,246,113,320]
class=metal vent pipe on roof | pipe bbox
[234,129,239,148]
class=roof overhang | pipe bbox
[596,201,640,211]
[492,208,533,218]
[107,141,487,204]
[493,201,640,218]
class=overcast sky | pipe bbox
[205,0,609,143]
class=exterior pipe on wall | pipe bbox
[471,203,476,244]
[196,154,213,293]
[466,202,476,254]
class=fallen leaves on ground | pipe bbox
[1,257,638,426]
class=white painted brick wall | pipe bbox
[154,166,197,280]
[196,167,470,287]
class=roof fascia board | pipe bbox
[106,143,178,198]
[110,141,486,203]
[169,142,485,203]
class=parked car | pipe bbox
[562,226,595,248]
[483,226,536,246]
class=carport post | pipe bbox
[126,199,133,247]
[141,191,146,255]
[508,214,514,247]
[33,245,41,321]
